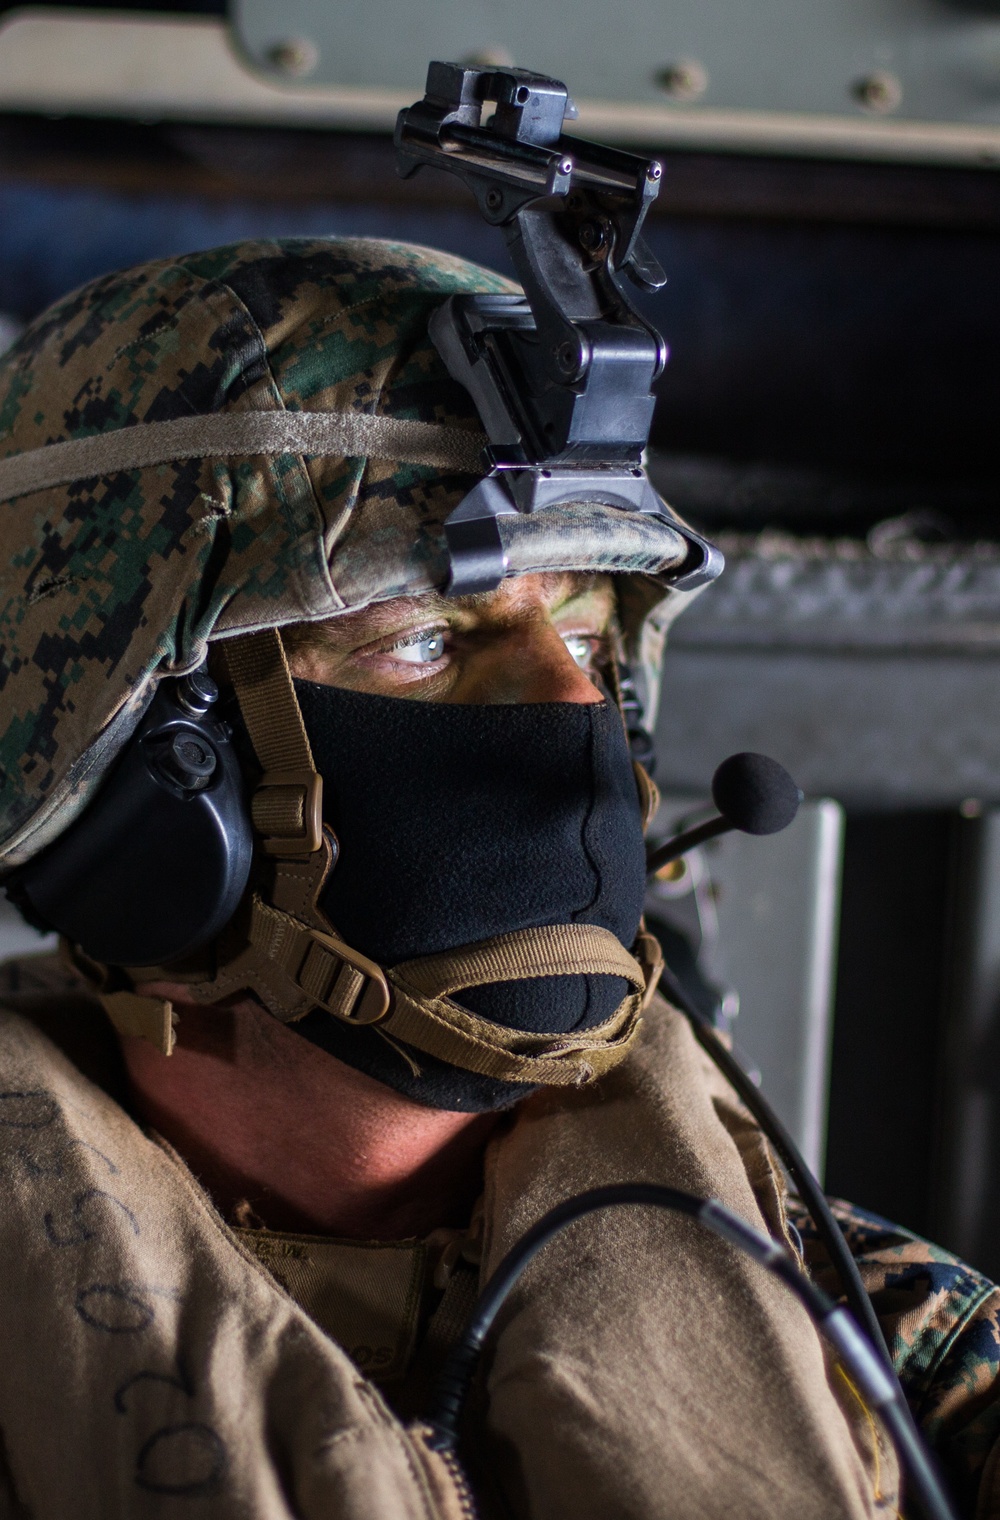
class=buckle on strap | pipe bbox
[298,929,392,1025]
[251,769,324,856]
[249,896,392,1025]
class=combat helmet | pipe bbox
[0,236,712,1084]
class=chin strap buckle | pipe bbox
[249,895,392,1025]
[252,769,324,856]
[298,927,393,1025]
[225,628,326,858]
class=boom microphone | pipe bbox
[646,752,802,876]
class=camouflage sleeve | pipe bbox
[786,1194,1000,1518]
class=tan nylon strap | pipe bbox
[99,990,177,1057]
[0,410,488,504]
[392,924,645,998]
[224,629,324,855]
[250,896,390,1023]
[247,897,649,1085]
[223,629,314,775]
[384,983,643,1085]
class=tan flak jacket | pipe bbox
[0,988,899,1519]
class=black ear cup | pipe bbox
[10,669,253,967]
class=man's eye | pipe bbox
[388,629,448,665]
[562,634,598,671]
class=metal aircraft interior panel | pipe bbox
[234,0,1000,129]
[1,1,1000,159]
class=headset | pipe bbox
[9,668,252,968]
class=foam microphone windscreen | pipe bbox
[710,752,802,836]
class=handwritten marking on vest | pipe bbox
[0,1072,232,1496]
[114,1360,196,1413]
[0,1089,58,1128]
[75,1283,158,1333]
[19,1138,119,1178]
[134,1422,227,1498]
[44,1188,140,1247]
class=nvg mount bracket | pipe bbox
[395,61,722,597]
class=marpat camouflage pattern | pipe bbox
[788,1194,1000,1516]
[0,239,690,868]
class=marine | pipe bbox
[0,232,996,1519]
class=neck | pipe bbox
[120,991,498,1240]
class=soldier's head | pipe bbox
[0,238,706,1112]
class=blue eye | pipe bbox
[390,629,447,665]
[562,634,595,670]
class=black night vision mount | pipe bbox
[395,61,723,598]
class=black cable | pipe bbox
[658,962,939,1476]
[657,961,894,1370]
[425,1184,958,1520]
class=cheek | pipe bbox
[296,648,457,701]
[285,647,351,686]
[351,654,450,691]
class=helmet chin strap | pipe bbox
[96,627,663,1083]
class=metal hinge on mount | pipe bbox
[395,61,722,598]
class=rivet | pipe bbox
[266,38,319,78]
[655,60,708,102]
[851,70,902,114]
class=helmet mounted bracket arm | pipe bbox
[395,62,722,599]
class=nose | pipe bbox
[457,616,605,705]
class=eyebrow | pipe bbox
[288,572,609,652]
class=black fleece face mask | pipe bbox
[290,680,647,1111]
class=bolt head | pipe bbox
[176,669,218,717]
[154,731,217,792]
[655,59,708,101]
[851,70,902,114]
[554,341,578,374]
[266,37,319,78]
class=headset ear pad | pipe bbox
[12,676,253,968]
